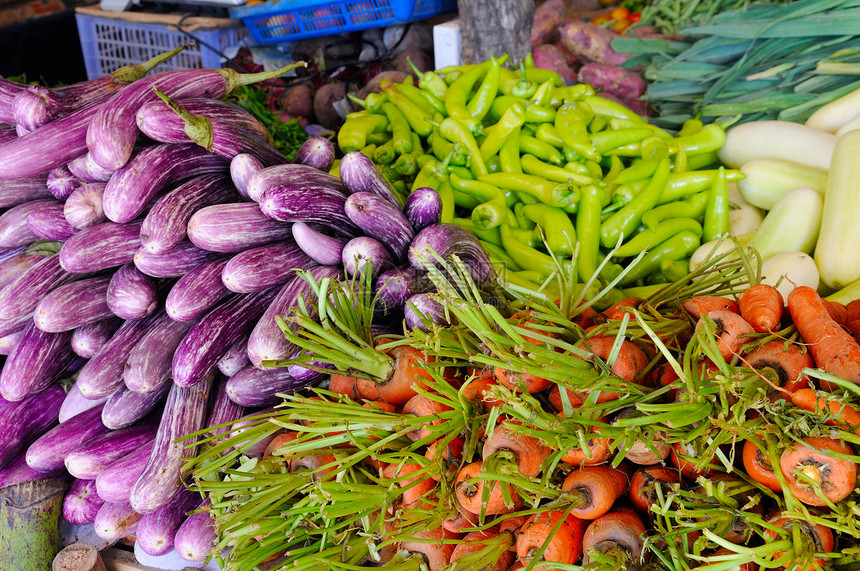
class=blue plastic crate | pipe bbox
[75,10,249,80]
[412,0,456,20]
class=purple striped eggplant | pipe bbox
[59,219,144,274]
[0,77,28,123]
[217,335,250,377]
[129,375,214,514]
[47,165,83,200]
[221,239,313,293]
[258,183,361,237]
[226,365,310,407]
[64,420,158,480]
[26,201,78,242]
[0,175,52,207]
[106,262,159,320]
[247,266,341,369]
[0,322,75,401]
[0,246,51,291]
[408,223,495,284]
[0,253,79,320]
[94,439,154,502]
[25,403,110,473]
[63,478,106,525]
[70,316,123,359]
[139,174,237,255]
[205,374,245,439]
[0,327,24,354]
[404,293,449,331]
[342,236,394,278]
[174,503,215,562]
[0,384,65,469]
[59,383,108,424]
[403,187,442,231]
[338,151,402,206]
[345,191,414,261]
[76,310,169,400]
[291,222,347,266]
[124,316,196,394]
[0,450,69,488]
[165,258,231,322]
[246,163,343,203]
[102,381,169,430]
[227,407,279,458]
[137,487,202,556]
[94,500,143,541]
[375,267,423,317]
[133,241,225,278]
[187,202,295,253]
[102,143,229,224]
[0,198,59,248]
[67,152,114,183]
[293,136,335,171]
[86,63,305,171]
[64,182,106,229]
[287,353,334,384]
[0,124,16,144]
[229,153,263,200]
[172,287,281,388]
[33,274,113,333]
[0,100,103,180]
[137,97,272,146]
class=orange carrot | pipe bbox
[401,525,460,571]
[262,430,299,462]
[779,436,857,506]
[449,527,515,571]
[602,297,644,321]
[696,309,755,361]
[482,423,552,478]
[741,439,782,492]
[765,511,834,571]
[494,367,552,393]
[515,511,587,566]
[401,393,452,443]
[682,295,739,320]
[355,344,434,406]
[561,465,628,520]
[425,436,465,481]
[791,388,860,438]
[739,284,784,333]
[454,460,522,516]
[382,462,436,509]
[581,508,646,568]
[441,507,478,534]
[787,287,860,385]
[845,299,860,339]
[823,299,848,326]
[328,374,360,399]
[669,441,714,480]
[742,340,813,394]
[559,425,613,467]
[628,466,680,514]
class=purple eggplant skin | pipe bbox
[63,478,106,525]
[0,253,80,320]
[291,222,347,267]
[165,258,232,322]
[404,187,442,231]
[106,262,159,320]
[94,439,154,503]
[76,310,170,400]
[246,163,343,203]
[342,236,394,279]
[129,374,214,514]
[173,502,216,562]
[59,383,108,424]
[345,192,415,261]
[94,500,143,541]
[64,182,107,229]
[133,241,225,279]
[139,173,238,255]
[187,202,295,254]
[0,175,53,207]
[221,239,314,294]
[59,219,144,274]
[0,450,70,488]
[0,312,33,341]
[25,403,110,473]
[124,317,196,394]
[226,365,311,407]
[293,136,335,172]
[287,354,334,384]
[27,201,78,242]
[408,223,496,285]
[0,198,59,248]
[217,334,250,377]
[172,287,281,388]
[404,293,449,332]
[0,246,50,291]
[67,152,114,183]
[0,384,65,469]
[102,382,169,431]
[0,327,24,354]
[102,143,229,224]
[375,267,418,318]
[33,274,113,333]
[137,98,273,147]
[0,323,76,401]
[205,373,245,439]
[70,316,123,359]
[0,124,16,144]
[0,100,104,181]
[64,420,159,480]
[137,487,202,557]
[0,77,29,122]
[247,266,341,369]
[230,153,264,200]
[259,183,361,237]
[338,151,402,206]
[47,165,84,201]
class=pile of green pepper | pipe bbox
[335,54,744,290]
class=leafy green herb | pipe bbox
[230,84,310,161]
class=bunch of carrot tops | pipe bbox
[182,240,860,571]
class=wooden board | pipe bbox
[74,5,241,31]
[100,547,201,571]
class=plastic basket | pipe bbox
[412,0,456,20]
[75,10,249,80]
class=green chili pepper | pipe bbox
[550,84,595,106]
[348,92,387,113]
[522,203,576,258]
[430,130,467,166]
[534,123,564,148]
[613,218,703,258]
[614,158,659,185]
[443,69,464,85]
[660,258,691,282]
[392,135,424,177]
[703,166,729,242]
[601,157,671,249]
[448,165,474,181]
[510,226,540,247]
[450,173,508,230]
[520,135,564,165]
[358,143,376,159]
[601,155,625,206]
[530,80,555,107]
[575,184,605,283]
[612,169,745,206]
[408,58,448,99]
[670,123,726,156]
[381,102,413,155]
[380,80,433,137]
[397,82,446,116]
[522,67,564,88]
[521,154,594,186]
[479,172,578,209]
[480,240,521,271]
[454,217,501,245]
[486,155,502,173]
[582,95,645,123]
[618,230,701,286]
[686,150,720,171]
[439,117,488,177]
[590,128,654,155]
[416,153,435,170]
[365,132,391,146]
[453,188,480,209]
[500,224,570,280]
[499,131,523,174]
[512,203,531,229]
[480,102,526,161]
[373,139,397,165]
[466,56,501,121]
[589,115,609,134]
[490,95,556,124]
[445,62,493,133]
[677,118,704,137]
[555,102,599,162]
[437,181,456,223]
[499,66,538,99]
[641,191,709,231]
[337,113,389,153]
[412,155,447,193]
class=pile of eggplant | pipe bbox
[0,49,492,565]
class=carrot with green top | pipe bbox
[739,283,784,333]
[742,438,782,492]
[696,309,755,361]
[682,295,739,320]
[482,423,552,478]
[628,465,680,514]
[515,511,587,566]
[791,388,860,437]
[742,340,813,394]
[779,436,857,506]
[454,460,522,516]
[561,465,628,520]
[581,508,646,569]
[401,393,452,443]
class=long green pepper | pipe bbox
[601,157,671,248]
[521,203,577,258]
[703,166,729,242]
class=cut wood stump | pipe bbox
[53,542,108,571]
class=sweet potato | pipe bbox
[560,20,628,66]
[531,0,565,47]
[578,63,646,103]
[394,49,433,78]
[278,82,316,122]
[314,81,347,130]
[358,71,411,99]
[532,44,577,84]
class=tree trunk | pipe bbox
[0,478,68,571]
[457,0,535,65]
[52,543,107,571]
